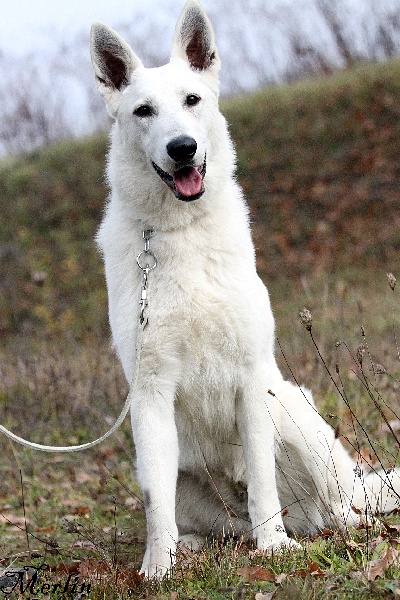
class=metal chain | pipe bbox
[136,230,157,325]
[0,230,157,453]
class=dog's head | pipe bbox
[90,0,222,203]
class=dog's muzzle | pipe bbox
[152,135,206,202]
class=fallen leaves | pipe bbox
[237,566,275,583]
[296,560,326,579]
[54,560,144,590]
[365,543,400,582]
[81,560,145,589]
[72,505,91,517]
[234,540,400,600]
[237,558,327,587]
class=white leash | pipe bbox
[0,230,156,453]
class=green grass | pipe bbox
[1,60,400,337]
[0,60,400,598]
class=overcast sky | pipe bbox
[1,0,399,153]
[0,0,164,57]
[2,0,399,61]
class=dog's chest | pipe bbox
[178,306,244,430]
[147,250,265,429]
[102,216,273,427]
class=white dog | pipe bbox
[90,0,400,578]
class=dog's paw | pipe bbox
[140,543,176,580]
[266,536,302,553]
[140,559,170,580]
[256,530,302,554]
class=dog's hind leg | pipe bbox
[353,467,400,515]
[175,470,250,548]
[273,381,362,534]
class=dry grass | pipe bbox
[0,336,128,446]
[0,270,399,598]
[1,58,400,598]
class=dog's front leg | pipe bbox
[131,387,179,579]
[237,367,300,552]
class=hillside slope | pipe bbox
[227,60,400,279]
[1,60,400,336]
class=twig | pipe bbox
[19,469,30,558]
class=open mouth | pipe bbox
[152,157,206,202]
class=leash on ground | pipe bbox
[0,230,156,453]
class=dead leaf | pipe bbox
[321,528,334,538]
[77,560,144,590]
[78,560,109,580]
[63,514,80,523]
[351,505,363,515]
[48,563,79,575]
[346,539,363,550]
[352,448,376,468]
[294,560,325,579]
[366,558,387,581]
[34,526,57,533]
[117,568,145,587]
[382,521,400,537]
[237,566,275,583]
[306,560,326,578]
[366,546,400,581]
[73,506,91,516]
[313,528,334,540]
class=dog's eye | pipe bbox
[134,105,153,117]
[186,94,201,107]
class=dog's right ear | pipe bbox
[171,0,221,83]
[90,22,142,116]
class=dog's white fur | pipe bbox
[91,0,400,578]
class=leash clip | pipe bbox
[137,230,156,325]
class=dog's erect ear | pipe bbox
[171,0,220,77]
[90,22,142,116]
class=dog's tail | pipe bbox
[353,467,400,515]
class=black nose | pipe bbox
[166,135,197,162]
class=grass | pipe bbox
[0,275,399,599]
[0,59,400,597]
[1,59,400,337]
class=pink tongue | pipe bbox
[173,167,202,197]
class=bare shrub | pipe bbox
[1,0,400,153]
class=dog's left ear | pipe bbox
[171,0,221,78]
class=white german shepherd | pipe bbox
[90,0,400,578]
